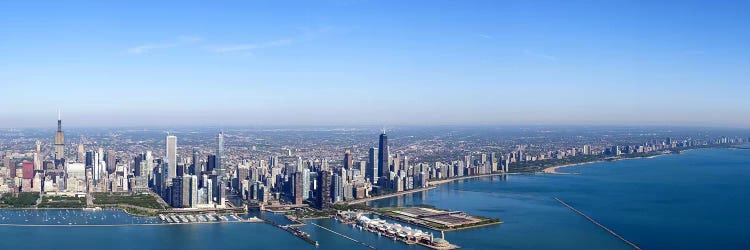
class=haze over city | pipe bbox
[2,1,749,128]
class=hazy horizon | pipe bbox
[2,1,749,128]
[4,121,750,131]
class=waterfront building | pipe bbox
[171,177,184,208]
[315,170,332,209]
[4,157,14,178]
[22,161,34,184]
[77,142,85,162]
[206,178,213,205]
[32,172,43,192]
[377,133,389,181]
[94,149,105,183]
[133,154,143,177]
[192,147,200,174]
[489,153,497,172]
[105,149,116,174]
[206,154,216,172]
[218,179,226,207]
[166,135,177,184]
[332,173,343,203]
[293,171,304,205]
[185,175,196,207]
[216,132,226,177]
[67,162,85,180]
[302,168,311,200]
[145,151,153,175]
[392,154,400,173]
[344,149,353,170]
[464,155,471,171]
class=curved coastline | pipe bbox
[541,148,713,175]
[542,154,666,174]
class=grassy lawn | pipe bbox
[38,196,86,208]
[92,192,165,209]
[0,192,39,208]
[287,207,336,219]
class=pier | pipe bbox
[336,211,459,249]
[309,222,376,249]
[554,197,641,250]
[260,218,318,246]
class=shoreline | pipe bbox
[542,153,668,175]
[541,147,717,175]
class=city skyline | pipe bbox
[1,106,749,249]
[2,1,750,128]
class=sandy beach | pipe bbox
[542,153,668,175]
[542,162,593,174]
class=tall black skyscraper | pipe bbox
[343,149,352,170]
[206,154,216,173]
[191,147,200,175]
[54,110,65,161]
[377,132,389,180]
[134,154,143,176]
[315,170,332,209]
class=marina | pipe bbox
[0,209,161,225]
[0,209,263,226]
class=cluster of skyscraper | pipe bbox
[152,132,228,208]
[236,131,517,210]
[1,114,749,212]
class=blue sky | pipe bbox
[1,0,749,128]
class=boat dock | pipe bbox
[554,197,641,250]
[309,222,376,249]
[261,218,318,246]
[157,213,262,224]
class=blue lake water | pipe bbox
[1,147,749,249]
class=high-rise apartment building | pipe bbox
[377,133,389,180]
[166,135,177,183]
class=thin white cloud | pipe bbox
[127,43,178,54]
[478,34,493,39]
[523,50,557,61]
[127,35,202,54]
[210,39,294,53]
[209,26,338,54]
